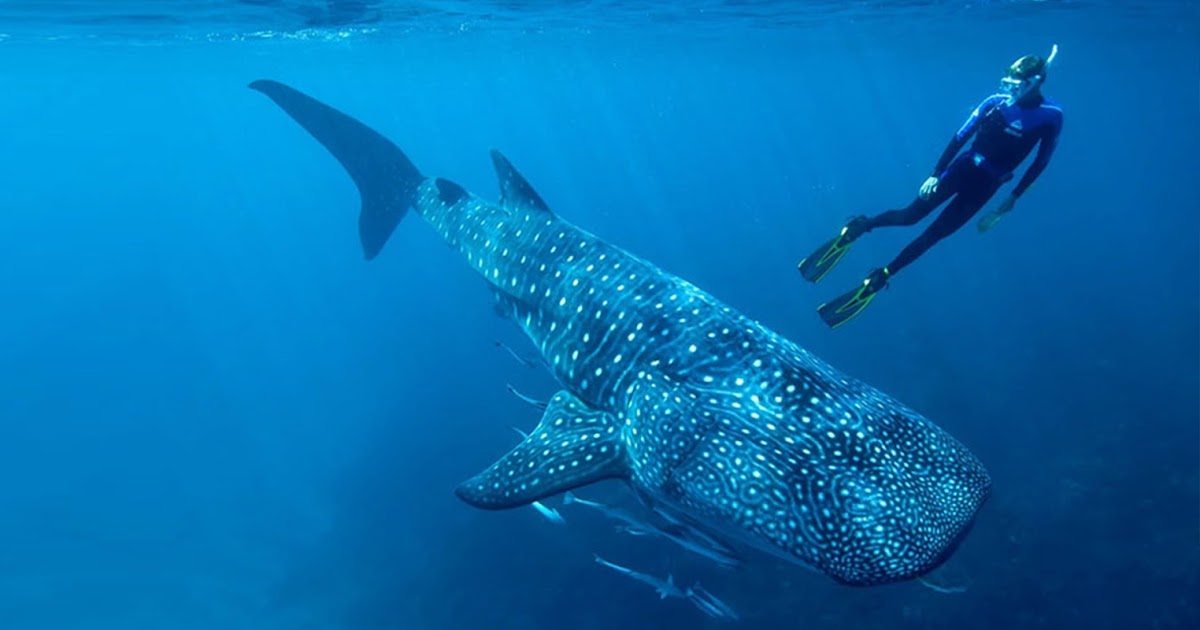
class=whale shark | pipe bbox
[248,79,991,587]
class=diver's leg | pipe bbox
[799,181,950,282]
[885,179,999,275]
[848,176,957,240]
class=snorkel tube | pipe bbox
[1030,43,1058,95]
[1004,44,1059,105]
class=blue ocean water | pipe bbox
[1,1,1197,628]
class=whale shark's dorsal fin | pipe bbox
[490,149,553,215]
[455,390,624,509]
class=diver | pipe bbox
[798,46,1064,328]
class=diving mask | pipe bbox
[1000,44,1058,104]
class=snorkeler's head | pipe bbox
[999,45,1058,104]
[999,54,1047,103]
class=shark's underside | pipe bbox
[248,79,991,586]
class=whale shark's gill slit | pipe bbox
[248,79,421,261]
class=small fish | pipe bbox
[494,340,548,370]
[594,555,685,600]
[530,501,565,525]
[685,583,740,621]
[614,523,656,537]
[506,384,548,410]
[563,491,646,530]
[565,492,741,569]
[917,575,970,594]
[652,506,728,551]
[655,524,742,570]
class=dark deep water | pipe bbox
[0,1,1196,628]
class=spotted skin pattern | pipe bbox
[250,80,991,586]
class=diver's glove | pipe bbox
[919,176,939,200]
[977,195,1017,232]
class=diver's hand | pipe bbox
[919,176,939,200]
[977,196,1017,233]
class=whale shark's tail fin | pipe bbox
[456,390,626,509]
[248,79,422,260]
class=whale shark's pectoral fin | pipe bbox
[490,149,553,215]
[455,390,625,509]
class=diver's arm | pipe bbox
[931,94,1004,176]
[1011,121,1061,198]
[978,112,1062,233]
[930,135,968,177]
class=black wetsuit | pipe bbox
[863,92,1064,274]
